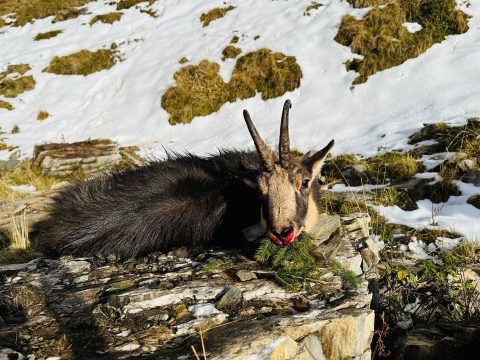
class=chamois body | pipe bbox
[40,151,264,258]
[40,100,334,258]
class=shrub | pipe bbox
[90,12,123,26]
[200,6,235,27]
[34,30,62,41]
[43,49,117,76]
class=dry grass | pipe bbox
[304,2,322,16]
[1,160,63,192]
[0,100,13,111]
[161,49,302,124]
[117,0,155,11]
[8,210,29,250]
[11,125,20,134]
[230,35,239,44]
[179,57,189,64]
[161,60,232,125]
[34,30,62,41]
[200,6,236,27]
[368,152,422,184]
[336,0,469,84]
[0,64,36,99]
[221,45,241,60]
[43,49,117,76]
[230,48,302,101]
[0,0,92,26]
[37,111,49,121]
[347,0,390,7]
[90,12,123,26]
[0,18,5,28]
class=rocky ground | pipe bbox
[1,214,377,360]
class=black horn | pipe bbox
[243,109,275,171]
[279,100,292,167]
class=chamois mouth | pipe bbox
[267,228,296,247]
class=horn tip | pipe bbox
[284,99,292,108]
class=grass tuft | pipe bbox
[90,12,123,26]
[304,2,322,16]
[200,6,236,27]
[37,111,49,121]
[0,0,92,26]
[117,0,155,10]
[221,45,241,60]
[336,0,469,84]
[11,124,20,134]
[162,48,302,125]
[43,49,117,76]
[34,30,62,41]
[0,64,35,99]
[0,100,14,111]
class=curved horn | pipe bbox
[279,99,292,167]
[243,109,275,171]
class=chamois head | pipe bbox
[243,100,334,247]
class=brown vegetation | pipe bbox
[43,49,116,76]
[90,12,123,26]
[200,6,236,27]
[222,45,241,60]
[161,49,302,124]
[0,64,36,98]
[336,0,469,84]
[34,30,63,41]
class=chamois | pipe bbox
[39,100,334,258]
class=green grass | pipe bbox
[90,12,123,26]
[200,6,236,27]
[222,45,241,60]
[0,100,14,111]
[336,0,469,84]
[161,48,302,125]
[34,30,62,41]
[0,0,92,26]
[43,49,117,76]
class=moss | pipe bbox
[90,12,123,26]
[408,179,460,204]
[34,30,62,41]
[0,100,14,111]
[117,0,155,10]
[161,49,302,125]
[37,111,49,121]
[0,0,92,26]
[336,0,469,84]
[304,2,322,16]
[230,35,239,44]
[43,49,116,76]
[230,48,302,101]
[0,248,37,265]
[200,5,235,27]
[11,124,19,134]
[178,57,189,64]
[467,195,480,209]
[221,45,241,60]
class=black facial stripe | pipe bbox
[261,197,270,225]
[294,192,308,227]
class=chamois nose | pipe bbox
[281,227,293,238]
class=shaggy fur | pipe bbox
[38,151,263,258]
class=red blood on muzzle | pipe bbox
[267,229,296,247]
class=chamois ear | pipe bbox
[302,140,334,176]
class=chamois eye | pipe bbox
[302,179,310,188]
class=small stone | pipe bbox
[291,295,310,311]
[114,343,141,352]
[61,259,91,274]
[236,270,257,282]
[216,286,242,310]
[463,171,480,186]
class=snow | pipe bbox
[403,22,422,33]
[0,0,479,239]
[374,181,480,241]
